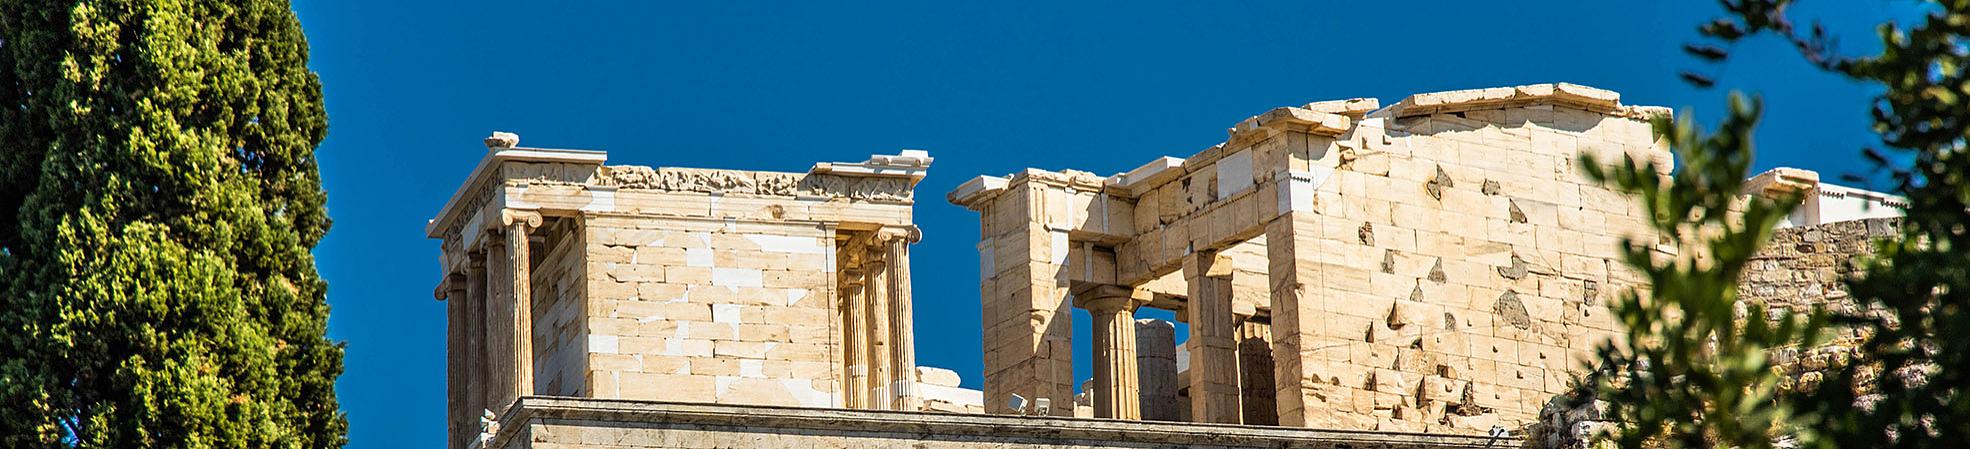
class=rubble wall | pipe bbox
[1743,217,1896,389]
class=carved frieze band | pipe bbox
[597,166,916,203]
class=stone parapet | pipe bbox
[488,396,1517,449]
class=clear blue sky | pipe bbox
[293,1,1913,447]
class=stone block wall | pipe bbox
[1279,92,1665,432]
[580,214,839,408]
[950,84,1672,434]
[533,221,590,396]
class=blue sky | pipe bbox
[293,1,1914,447]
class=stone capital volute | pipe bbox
[876,225,923,244]
[500,209,544,230]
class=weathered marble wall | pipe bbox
[581,214,839,408]
[533,220,589,396]
[950,83,1671,433]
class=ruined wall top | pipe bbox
[949,83,1671,208]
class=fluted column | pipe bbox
[1076,286,1146,419]
[501,209,541,405]
[443,273,470,449]
[841,265,870,409]
[462,252,486,425]
[883,228,920,411]
[865,248,893,410]
[464,252,488,423]
[1184,251,1241,423]
[1135,319,1180,421]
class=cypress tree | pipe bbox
[0,1,346,447]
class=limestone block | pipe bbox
[641,356,691,375]
[713,249,783,269]
[710,268,765,288]
[620,372,716,399]
[916,366,963,387]
[665,266,714,284]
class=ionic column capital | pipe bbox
[875,225,922,244]
[500,209,543,230]
[435,273,469,301]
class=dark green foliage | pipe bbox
[1577,1,1970,447]
[1579,96,1822,449]
[1701,1,1970,447]
[0,0,345,447]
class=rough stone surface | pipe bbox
[491,397,1516,449]
[951,83,1668,433]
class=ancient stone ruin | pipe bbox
[949,83,1676,432]
[425,137,938,448]
[427,83,1905,449]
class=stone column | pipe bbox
[443,273,469,449]
[482,233,515,410]
[1184,251,1241,424]
[1076,286,1146,419]
[500,209,541,407]
[865,249,893,410]
[465,252,488,417]
[1135,319,1180,421]
[883,227,920,411]
[841,266,870,409]
[1237,319,1278,426]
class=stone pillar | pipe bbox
[1076,286,1145,419]
[443,273,469,449]
[865,249,893,410]
[1264,210,1320,427]
[841,266,870,409]
[500,209,541,408]
[883,228,920,411]
[1135,319,1180,421]
[976,184,1075,415]
[465,252,487,418]
[1184,251,1241,423]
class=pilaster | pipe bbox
[1183,251,1241,423]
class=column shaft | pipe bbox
[886,235,920,411]
[1134,319,1181,421]
[464,253,488,423]
[842,267,870,409]
[482,234,515,410]
[865,257,893,410]
[444,274,469,449]
[1184,252,1242,423]
[1085,295,1142,419]
[505,218,535,404]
